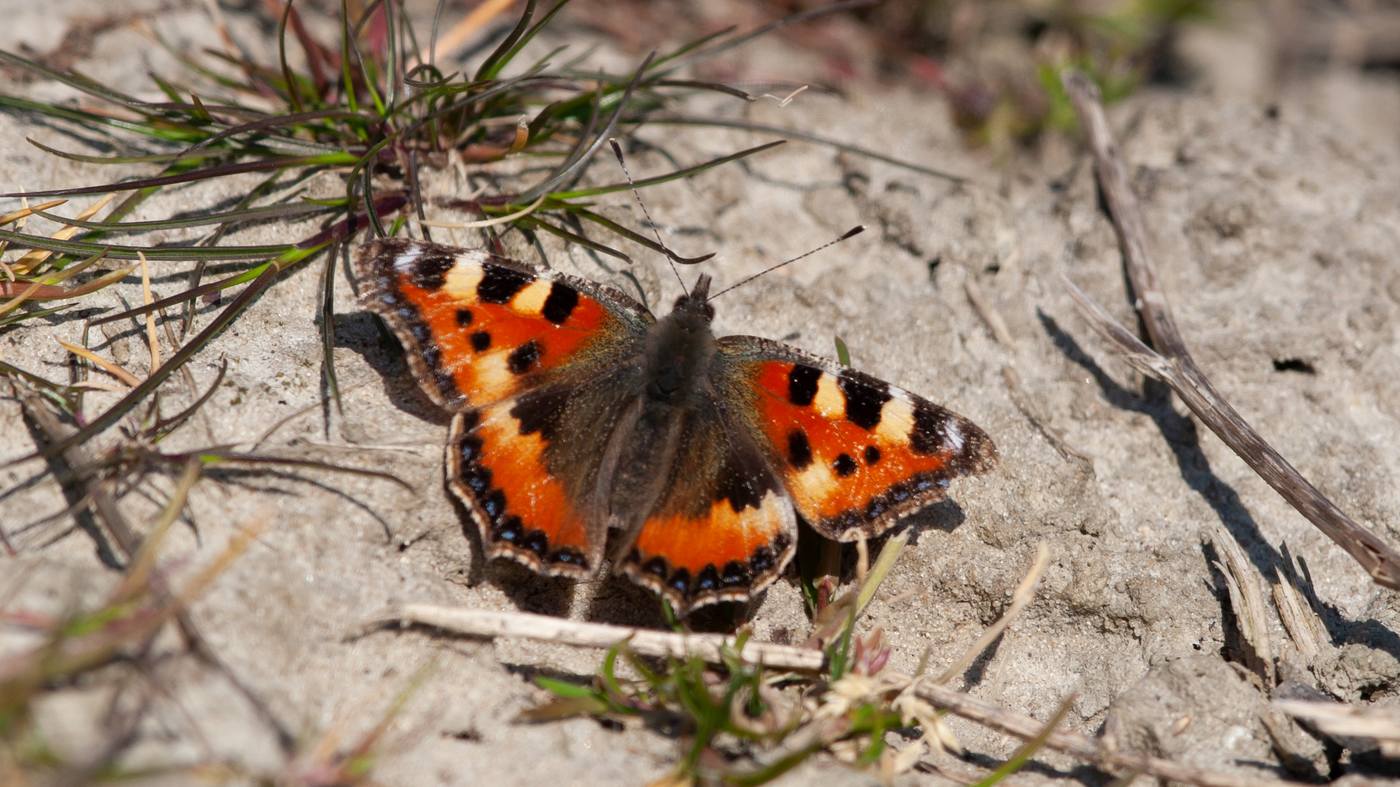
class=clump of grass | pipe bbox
[0,0,857,469]
[0,463,257,781]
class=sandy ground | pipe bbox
[3,1,1400,784]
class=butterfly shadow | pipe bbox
[333,311,452,426]
[580,569,762,633]
[897,499,967,544]
[1041,309,1400,665]
[442,492,577,617]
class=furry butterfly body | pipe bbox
[356,238,996,612]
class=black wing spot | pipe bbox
[482,489,507,522]
[459,434,483,464]
[721,561,751,587]
[715,443,779,513]
[695,565,720,592]
[462,466,492,495]
[772,531,792,554]
[455,308,473,326]
[786,429,813,469]
[510,385,570,440]
[409,252,455,290]
[839,371,890,430]
[507,340,542,374]
[833,453,858,477]
[541,283,579,324]
[668,568,692,598]
[522,530,549,556]
[551,548,585,567]
[787,364,820,406]
[911,400,947,455]
[478,266,532,304]
[643,556,669,578]
[470,331,492,352]
[494,516,523,543]
[864,445,881,465]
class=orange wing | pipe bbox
[618,404,798,613]
[717,337,997,541]
[358,239,651,575]
[448,393,591,575]
[355,238,649,410]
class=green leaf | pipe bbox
[534,676,597,700]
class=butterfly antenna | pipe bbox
[608,138,694,295]
[707,225,865,300]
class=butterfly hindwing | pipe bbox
[355,238,650,411]
[619,399,798,612]
[716,336,997,541]
[447,396,592,576]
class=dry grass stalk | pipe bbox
[913,680,1293,787]
[1275,699,1400,757]
[1058,69,1400,592]
[965,278,1091,464]
[936,542,1049,683]
[1271,559,1326,665]
[1210,527,1276,685]
[369,605,826,670]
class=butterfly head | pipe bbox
[670,273,715,323]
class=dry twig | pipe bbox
[913,680,1294,787]
[1275,699,1400,757]
[366,605,826,670]
[1271,551,1327,665]
[1059,69,1400,592]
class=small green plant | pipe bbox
[517,538,1061,784]
[519,536,924,784]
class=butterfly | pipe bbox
[355,237,996,613]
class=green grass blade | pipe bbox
[0,95,191,141]
[1,153,359,198]
[479,0,570,82]
[970,696,1075,786]
[474,0,539,81]
[34,202,331,234]
[278,0,306,113]
[0,230,294,261]
[515,52,655,202]
[25,138,227,166]
[5,264,281,466]
[550,140,784,200]
[644,116,969,182]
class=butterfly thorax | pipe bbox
[643,281,716,404]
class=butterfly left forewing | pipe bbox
[355,238,650,411]
[358,238,654,576]
[715,336,996,542]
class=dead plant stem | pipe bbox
[1059,69,1400,591]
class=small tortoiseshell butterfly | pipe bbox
[355,237,996,613]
